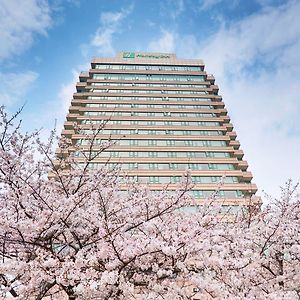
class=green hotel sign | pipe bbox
[123,52,135,58]
[137,53,170,59]
[123,52,170,59]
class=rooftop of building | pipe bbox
[91,52,204,66]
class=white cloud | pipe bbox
[200,2,300,78]
[148,30,176,53]
[0,0,52,61]
[198,0,239,11]
[197,1,300,196]
[159,0,185,20]
[23,66,86,136]
[170,0,185,19]
[57,5,132,138]
[219,71,300,197]
[58,69,80,116]
[199,0,223,11]
[55,63,89,131]
[89,4,133,56]
[147,1,300,196]
[0,71,39,106]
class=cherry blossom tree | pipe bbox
[189,181,300,299]
[0,107,299,300]
[0,107,215,299]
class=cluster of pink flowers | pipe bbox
[0,107,299,299]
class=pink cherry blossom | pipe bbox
[0,107,299,299]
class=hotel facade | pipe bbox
[60,52,260,211]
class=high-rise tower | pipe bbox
[60,52,261,212]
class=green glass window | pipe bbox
[192,190,204,198]
[148,140,157,146]
[128,163,138,170]
[166,140,175,146]
[169,163,178,170]
[149,176,160,183]
[129,152,138,157]
[148,152,158,157]
[187,152,195,158]
[171,177,181,183]
[149,163,159,170]
[129,140,138,146]
[192,177,202,183]
[167,152,177,158]
[188,164,199,170]
[110,152,119,157]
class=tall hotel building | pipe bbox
[60,52,260,211]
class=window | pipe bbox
[112,130,120,135]
[108,163,118,169]
[149,176,160,183]
[139,140,148,146]
[149,163,159,170]
[165,130,173,135]
[192,177,201,183]
[129,152,138,157]
[188,164,199,170]
[185,140,194,146]
[211,176,219,183]
[129,140,138,146]
[236,190,243,197]
[130,120,138,125]
[169,163,178,170]
[148,140,157,146]
[128,163,138,170]
[110,152,119,157]
[167,140,175,146]
[208,164,218,170]
[232,177,238,183]
[148,152,158,157]
[187,152,196,158]
[193,190,203,198]
[171,177,181,183]
[206,152,214,158]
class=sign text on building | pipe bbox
[123,52,170,59]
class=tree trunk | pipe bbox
[65,286,77,300]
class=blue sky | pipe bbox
[0,0,299,197]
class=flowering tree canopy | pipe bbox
[0,107,299,300]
